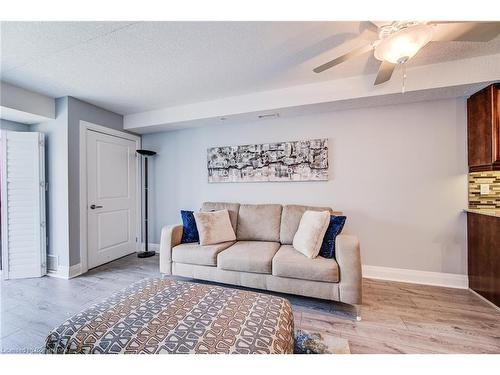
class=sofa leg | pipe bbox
[354,304,362,321]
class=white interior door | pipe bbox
[86,130,137,269]
[1,131,46,279]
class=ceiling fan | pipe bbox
[313,21,500,87]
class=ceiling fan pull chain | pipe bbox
[401,63,407,94]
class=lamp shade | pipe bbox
[374,25,434,64]
[136,149,157,156]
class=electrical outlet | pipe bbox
[480,184,490,195]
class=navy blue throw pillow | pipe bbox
[319,215,346,259]
[180,210,199,243]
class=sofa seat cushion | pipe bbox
[172,241,235,266]
[272,245,339,283]
[217,241,280,274]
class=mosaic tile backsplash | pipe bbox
[469,171,500,210]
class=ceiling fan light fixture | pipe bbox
[313,21,500,88]
[374,24,434,64]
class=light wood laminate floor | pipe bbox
[1,254,499,354]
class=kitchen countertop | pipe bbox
[464,208,500,218]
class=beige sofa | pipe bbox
[159,202,362,315]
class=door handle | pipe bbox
[90,204,103,209]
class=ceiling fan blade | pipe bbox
[370,21,393,28]
[374,61,396,85]
[313,43,374,73]
[357,28,380,42]
[432,22,500,42]
[359,21,380,38]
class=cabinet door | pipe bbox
[493,85,500,167]
[467,212,500,308]
[467,86,493,168]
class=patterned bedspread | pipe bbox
[45,278,294,354]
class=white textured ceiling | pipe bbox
[1,21,500,115]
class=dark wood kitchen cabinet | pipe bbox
[467,212,500,307]
[467,84,500,172]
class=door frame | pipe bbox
[79,120,141,274]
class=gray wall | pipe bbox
[0,119,30,131]
[2,98,131,270]
[30,97,127,269]
[30,98,70,269]
[143,98,469,275]
[67,97,125,266]
[0,81,55,119]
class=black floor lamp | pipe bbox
[136,149,157,258]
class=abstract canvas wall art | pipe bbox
[207,138,328,183]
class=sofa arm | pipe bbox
[159,224,183,275]
[335,234,362,305]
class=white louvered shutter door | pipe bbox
[1,131,46,279]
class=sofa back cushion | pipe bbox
[280,204,338,245]
[236,204,282,242]
[201,202,240,232]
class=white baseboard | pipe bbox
[44,253,466,289]
[362,265,469,289]
[47,245,158,280]
[140,243,160,252]
[47,263,82,279]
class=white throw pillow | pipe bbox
[194,209,236,245]
[292,210,331,258]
